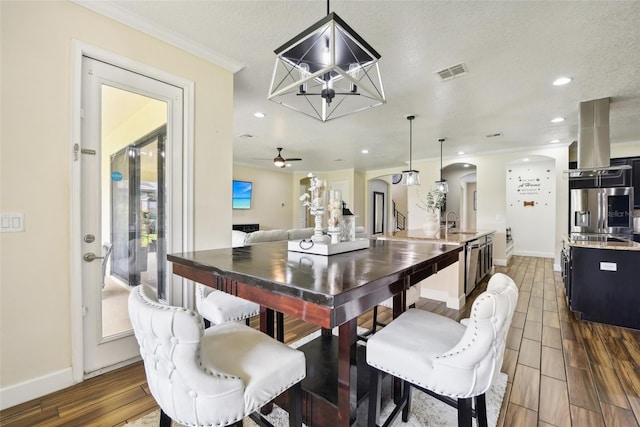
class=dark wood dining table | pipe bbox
[168,238,462,426]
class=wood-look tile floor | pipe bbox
[2,256,639,426]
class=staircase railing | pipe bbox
[395,209,406,231]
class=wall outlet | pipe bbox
[600,262,617,272]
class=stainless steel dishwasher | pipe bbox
[465,238,481,295]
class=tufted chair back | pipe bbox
[128,285,245,426]
[431,272,518,398]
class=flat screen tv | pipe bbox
[232,180,252,209]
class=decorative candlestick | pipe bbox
[300,174,330,244]
[327,190,343,244]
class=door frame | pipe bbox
[70,40,194,382]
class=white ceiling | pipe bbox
[78,1,640,173]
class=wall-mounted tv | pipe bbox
[232,180,252,209]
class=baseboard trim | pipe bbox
[494,258,508,266]
[420,289,463,310]
[513,250,555,258]
[454,294,466,310]
[0,368,74,410]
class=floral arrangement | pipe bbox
[417,189,446,214]
[299,173,326,214]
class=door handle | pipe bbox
[83,252,105,262]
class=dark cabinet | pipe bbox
[631,158,640,208]
[568,158,631,189]
[569,246,640,330]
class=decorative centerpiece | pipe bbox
[340,202,356,242]
[293,173,369,255]
[417,189,445,236]
[327,190,343,244]
[299,173,330,244]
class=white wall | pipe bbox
[233,165,294,230]
[461,175,477,230]
[506,157,556,257]
[1,0,233,405]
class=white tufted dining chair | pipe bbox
[359,285,421,340]
[366,273,518,427]
[195,284,286,342]
[128,284,306,427]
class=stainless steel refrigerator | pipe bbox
[570,187,634,237]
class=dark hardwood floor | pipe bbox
[1,256,639,426]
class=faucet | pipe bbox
[445,211,459,239]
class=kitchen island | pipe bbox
[378,228,496,309]
[562,235,640,330]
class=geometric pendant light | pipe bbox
[268,1,386,122]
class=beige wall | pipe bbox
[0,0,233,401]
[232,165,294,230]
[611,142,640,159]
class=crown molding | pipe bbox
[71,0,244,73]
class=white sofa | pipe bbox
[232,227,367,247]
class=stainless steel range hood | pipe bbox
[566,97,631,178]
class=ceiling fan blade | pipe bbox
[285,158,303,161]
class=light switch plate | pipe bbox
[1,212,24,232]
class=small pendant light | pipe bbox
[402,115,420,186]
[435,138,448,192]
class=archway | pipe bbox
[441,163,477,230]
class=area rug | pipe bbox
[126,329,507,427]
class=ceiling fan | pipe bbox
[273,147,302,168]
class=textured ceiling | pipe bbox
[78,1,640,173]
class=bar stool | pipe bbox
[366,273,518,427]
[359,285,420,340]
[129,284,306,427]
[196,283,285,342]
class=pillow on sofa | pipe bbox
[287,227,314,240]
[245,229,289,245]
[231,230,248,247]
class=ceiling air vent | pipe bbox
[238,134,255,139]
[436,63,469,81]
[485,132,503,138]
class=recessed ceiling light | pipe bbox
[463,164,470,168]
[254,112,266,118]
[550,139,560,144]
[523,158,530,162]
[553,77,572,86]
[457,151,465,155]
[361,149,369,154]
[551,117,565,123]
[285,163,292,167]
